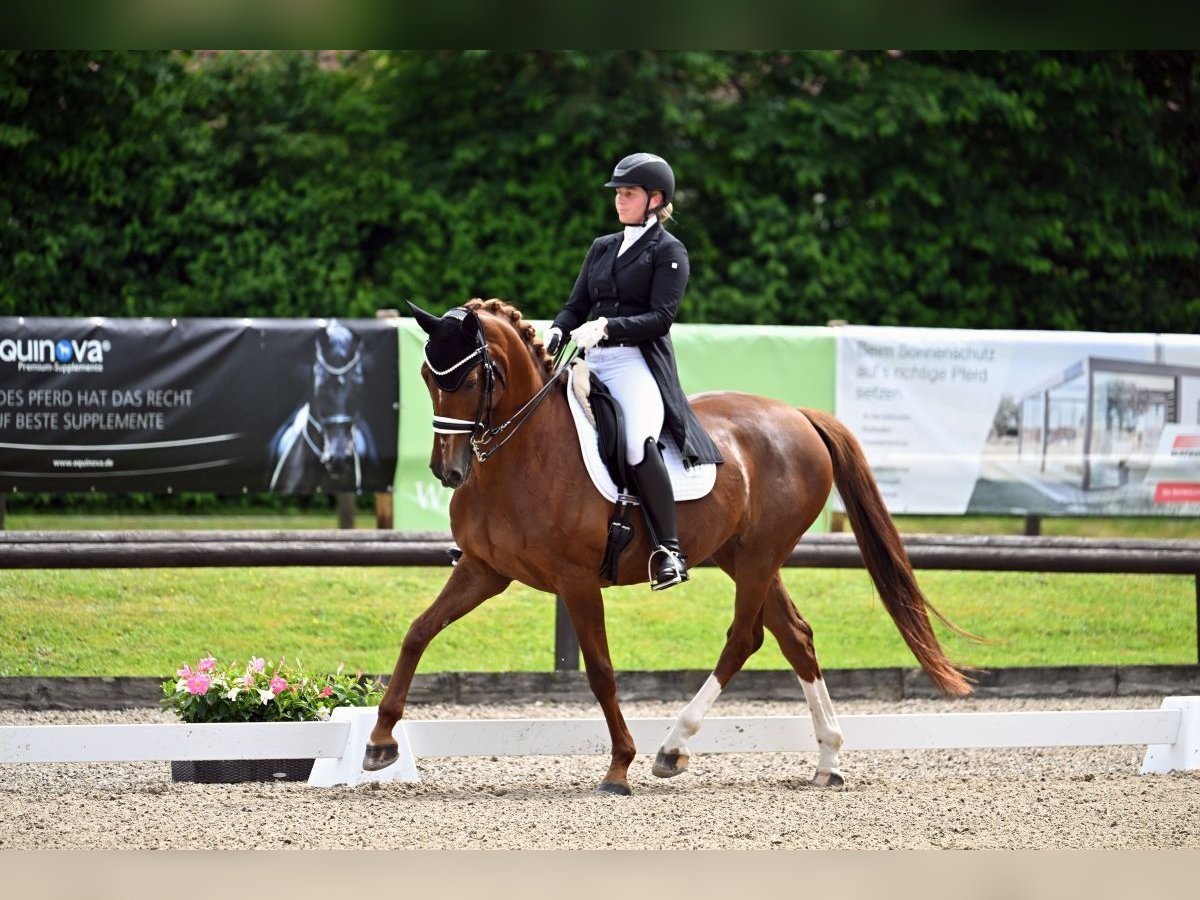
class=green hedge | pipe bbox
[3,50,1198,331]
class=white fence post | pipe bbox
[1141,696,1200,774]
[307,706,418,787]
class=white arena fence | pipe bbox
[1,697,1197,788]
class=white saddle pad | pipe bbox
[566,364,716,504]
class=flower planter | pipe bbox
[171,757,315,784]
[162,655,384,781]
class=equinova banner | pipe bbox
[0,317,398,494]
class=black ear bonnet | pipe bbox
[423,307,485,391]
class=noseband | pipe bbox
[424,307,571,463]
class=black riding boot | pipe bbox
[631,438,689,591]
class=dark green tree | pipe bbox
[2,51,1197,332]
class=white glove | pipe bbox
[571,317,608,351]
[542,325,563,354]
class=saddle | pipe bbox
[566,360,716,584]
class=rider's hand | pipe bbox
[571,318,608,351]
[543,325,563,355]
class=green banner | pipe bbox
[392,319,837,532]
[393,319,448,531]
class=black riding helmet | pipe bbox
[604,153,674,215]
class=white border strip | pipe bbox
[2,700,1196,786]
[0,722,350,763]
[0,708,1184,763]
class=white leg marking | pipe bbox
[800,676,844,777]
[661,673,722,755]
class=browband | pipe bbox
[423,345,481,378]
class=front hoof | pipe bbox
[595,780,632,796]
[363,742,398,772]
[810,770,845,789]
[652,749,690,778]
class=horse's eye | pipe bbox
[465,378,478,390]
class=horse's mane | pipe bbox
[466,298,555,379]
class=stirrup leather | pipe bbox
[648,544,689,591]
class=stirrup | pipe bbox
[648,544,689,591]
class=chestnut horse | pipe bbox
[365,298,972,794]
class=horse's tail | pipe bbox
[800,407,974,697]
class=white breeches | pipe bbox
[586,344,663,466]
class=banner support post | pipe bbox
[554,595,579,671]
[375,308,400,531]
[336,494,356,530]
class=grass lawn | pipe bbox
[1,511,1195,677]
[0,565,1193,678]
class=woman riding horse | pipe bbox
[544,153,722,591]
[367,287,973,794]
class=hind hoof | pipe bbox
[595,780,632,796]
[810,770,845,789]
[363,742,398,771]
[652,749,689,778]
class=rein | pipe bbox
[470,347,576,462]
[426,326,576,463]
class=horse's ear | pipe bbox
[460,309,482,339]
[405,300,442,336]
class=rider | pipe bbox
[543,152,723,591]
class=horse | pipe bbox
[365,298,974,794]
[268,319,378,494]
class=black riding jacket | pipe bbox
[552,222,724,468]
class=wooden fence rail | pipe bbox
[3,530,1198,667]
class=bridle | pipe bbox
[425,308,573,463]
[309,338,365,488]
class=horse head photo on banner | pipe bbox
[268,319,379,494]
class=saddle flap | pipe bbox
[584,374,630,491]
[565,365,717,505]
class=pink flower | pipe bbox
[185,674,211,695]
[248,657,266,674]
[197,655,217,673]
[242,674,255,688]
[270,676,288,695]
[176,663,194,678]
[319,686,333,698]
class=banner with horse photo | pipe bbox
[835,326,1200,516]
[0,317,398,494]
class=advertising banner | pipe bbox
[836,326,1200,516]
[0,317,398,494]
[391,318,837,531]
